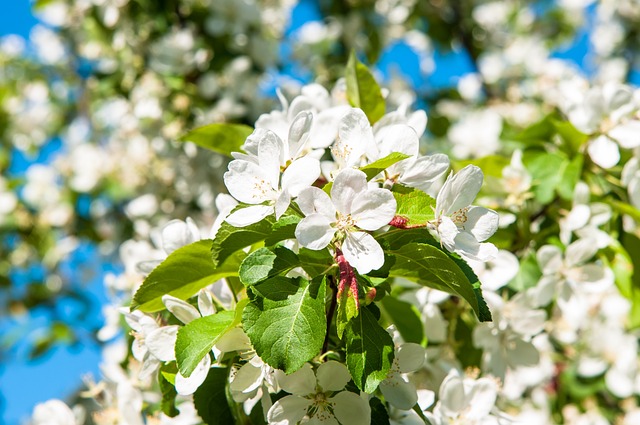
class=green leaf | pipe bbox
[524,151,567,204]
[178,123,253,157]
[239,246,300,286]
[175,310,236,377]
[391,185,436,227]
[297,248,334,276]
[132,240,240,312]
[557,154,584,200]
[193,368,234,425]
[609,199,640,222]
[508,253,542,292]
[369,397,391,425]
[381,296,425,345]
[159,363,179,417]
[346,51,385,124]
[387,242,491,322]
[359,152,411,180]
[552,118,588,152]
[243,276,327,373]
[453,155,510,178]
[345,305,395,393]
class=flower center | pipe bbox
[451,207,469,226]
[336,213,356,231]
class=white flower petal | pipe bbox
[380,376,418,410]
[336,108,373,166]
[161,218,199,254]
[288,111,313,156]
[610,120,640,148]
[453,232,498,262]
[214,327,252,352]
[587,135,620,169]
[536,245,563,273]
[296,186,336,219]
[436,165,483,216]
[224,160,276,204]
[230,360,265,395]
[281,156,321,197]
[277,363,316,395]
[175,354,211,395]
[257,131,284,187]
[398,154,450,192]
[331,168,367,215]
[376,124,419,157]
[465,206,499,242]
[317,360,351,391]
[466,378,498,420]
[565,238,599,266]
[397,343,426,373]
[146,325,178,362]
[438,371,467,416]
[162,295,201,324]
[295,214,337,250]
[343,231,385,274]
[268,396,311,425]
[331,391,371,425]
[275,190,291,220]
[351,188,397,231]
[226,205,274,227]
[197,290,216,317]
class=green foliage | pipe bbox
[193,368,234,425]
[346,51,385,124]
[175,310,236,377]
[524,151,568,204]
[381,295,425,345]
[369,397,391,425]
[158,363,179,417]
[131,240,240,312]
[391,185,437,227]
[178,123,254,157]
[243,276,327,373]
[345,305,395,393]
[239,246,300,286]
[359,152,411,180]
[387,242,491,322]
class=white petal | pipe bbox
[398,154,450,192]
[380,376,418,410]
[257,130,285,186]
[536,245,563,274]
[438,370,467,416]
[375,124,419,157]
[464,206,499,242]
[288,111,313,157]
[267,396,311,425]
[317,360,351,391]
[230,360,265,395]
[342,231,385,274]
[162,295,201,324]
[336,108,373,166]
[161,219,199,254]
[436,165,483,216]
[281,156,321,197]
[331,391,371,425]
[606,367,634,398]
[437,216,459,253]
[565,238,598,266]
[226,205,274,227]
[214,327,252,352]
[277,363,316,395]
[587,135,620,169]
[224,160,276,204]
[32,400,77,425]
[466,378,498,419]
[146,325,178,362]
[176,354,211,395]
[295,214,337,250]
[198,290,216,316]
[417,389,436,411]
[610,120,640,148]
[310,105,351,149]
[331,168,367,215]
[275,190,291,220]
[397,343,426,373]
[351,188,397,231]
[296,186,336,219]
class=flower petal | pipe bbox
[224,160,276,204]
[375,124,419,157]
[277,362,316,395]
[331,391,371,425]
[465,206,499,242]
[161,218,199,254]
[609,120,640,149]
[281,156,321,197]
[342,231,385,274]
[297,187,336,219]
[162,295,201,324]
[267,396,311,425]
[398,154,450,192]
[436,165,484,216]
[331,168,367,215]
[587,135,619,169]
[351,188,397,231]
[175,354,211,395]
[335,108,373,166]
[146,325,178,362]
[317,360,351,391]
[295,214,337,250]
[397,343,426,373]
[288,111,313,157]
[230,360,265,395]
[380,376,418,410]
[226,205,274,227]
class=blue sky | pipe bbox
[0,1,606,424]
